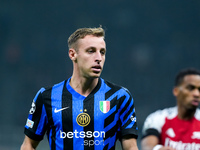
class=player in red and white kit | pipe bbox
[141,68,200,150]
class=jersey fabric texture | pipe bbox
[24,77,138,150]
[142,106,200,150]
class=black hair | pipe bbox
[175,68,200,86]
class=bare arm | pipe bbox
[121,135,138,150]
[141,135,159,150]
[141,135,176,150]
[20,135,40,150]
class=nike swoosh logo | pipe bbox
[54,107,69,113]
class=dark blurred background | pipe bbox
[1,0,200,149]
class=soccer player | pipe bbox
[141,68,200,150]
[20,27,138,150]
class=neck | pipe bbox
[70,75,99,97]
[178,106,196,120]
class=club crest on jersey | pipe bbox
[76,113,91,127]
[100,101,110,113]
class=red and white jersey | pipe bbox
[142,106,200,150]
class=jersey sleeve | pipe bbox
[142,109,167,139]
[118,87,138,139]
[24,88,48,141]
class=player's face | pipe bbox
[174,75,200,110]
[74,35,106,79]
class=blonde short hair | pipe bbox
[68,27,105,50]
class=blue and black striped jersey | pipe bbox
[24,77,138,150]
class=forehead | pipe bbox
[77,35,106,49]
[182,75,200,86]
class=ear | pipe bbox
[173,86,179,97]
[69,48,77,61]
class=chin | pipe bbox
[188,106,197,111]
[91,75,100,79]
[86,74,100,79]
[91,72,101,78]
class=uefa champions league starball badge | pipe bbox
[29,100,36,114]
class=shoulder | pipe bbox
[142,106,177,134]
[103,79,122,89]
[147,106,177,120]
[103,79,132,94]
[38,80,66,98]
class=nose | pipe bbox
[193,88,200,97]
[95,51,102,63]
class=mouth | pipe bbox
[191,99,199,107]
[91,65,102,73]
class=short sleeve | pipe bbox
[141,108,171,139]
[118,88,138,139]
[24,88,48,141]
